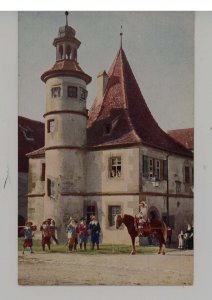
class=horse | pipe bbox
[115,214,167,255]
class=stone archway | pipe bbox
[148,206,160,220]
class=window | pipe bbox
[47,119,55,133]
[41,163,45,181]
[47,178,56,198]
[67,86,78,98]
[149,158,154,179]
[143,155,167,180]
[80,87,88,100]
[155,160,160,180]
[108,206,121,226]
[185,166,190,184]
[51,86,61,98]
[109,156,121,178]
[86,205,96,224]
[104,123,111,135]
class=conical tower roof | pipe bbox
[87,47,192,158]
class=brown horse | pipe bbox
[115,214,167,255]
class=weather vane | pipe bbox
[65,11,69,26]
[120,25,123,48]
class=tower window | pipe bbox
[47,119,55,133]
[67,86,78,98]
[51,86,61,98]
[104,124,111,135]
[66,45,71,59]
[80,87,88,100]
[109,156,121,178]
[47,178,56,198]
[41,163,45,181]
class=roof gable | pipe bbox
[87,48,193,158]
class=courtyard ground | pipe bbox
[18,244,193,286]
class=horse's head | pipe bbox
[115,214,123,229]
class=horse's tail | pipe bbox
[162,221,167,243]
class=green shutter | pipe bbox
[163,160,168,180]
[143,155,149,177]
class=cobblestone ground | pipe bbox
[18,250,193,286]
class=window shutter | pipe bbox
[143,155,149,177]
[163,160,168,180]
[108,206,112,226]
[153,158,155,177]
[185,166,190,184]
[160,159,164,180]
[108,157,112,177]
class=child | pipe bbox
[40,220,52,251]
[22,221,36,254]
[66,218,77,252]
[178,230,184,249]
[77,218,88,251]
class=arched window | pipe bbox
[59,45,63,59]
[66,45,71,59]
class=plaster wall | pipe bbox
[86,147,139,193]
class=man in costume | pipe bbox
[21,221,36,254]
[89,215,101,250]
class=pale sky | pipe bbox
[18,11,194,131]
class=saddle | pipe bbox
[134,217,151,236]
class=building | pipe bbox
[18,116,44,226]
[26,15,193,244]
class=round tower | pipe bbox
[41,12,91,241]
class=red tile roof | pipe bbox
[41,59,91,84]
[87,48,193,158]
[168,128,194,150]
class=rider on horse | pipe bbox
[135,201,150,236]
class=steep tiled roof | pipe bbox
[87,48,193,158]
[168,128,194,150]
[18,116,45,172]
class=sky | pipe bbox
[18,11,194,131]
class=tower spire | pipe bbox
[120,25,123,49]
[65,11,69,26]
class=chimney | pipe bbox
[97,70,108,105]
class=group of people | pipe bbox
[178,224,194,250]
[20,215,101,254]
[66,215,101,252]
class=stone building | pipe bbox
[27,16,193,244]
[18,116,44,226]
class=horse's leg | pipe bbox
[131,235,136,255]
[158,233,166,255]
[161,236,166,255]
